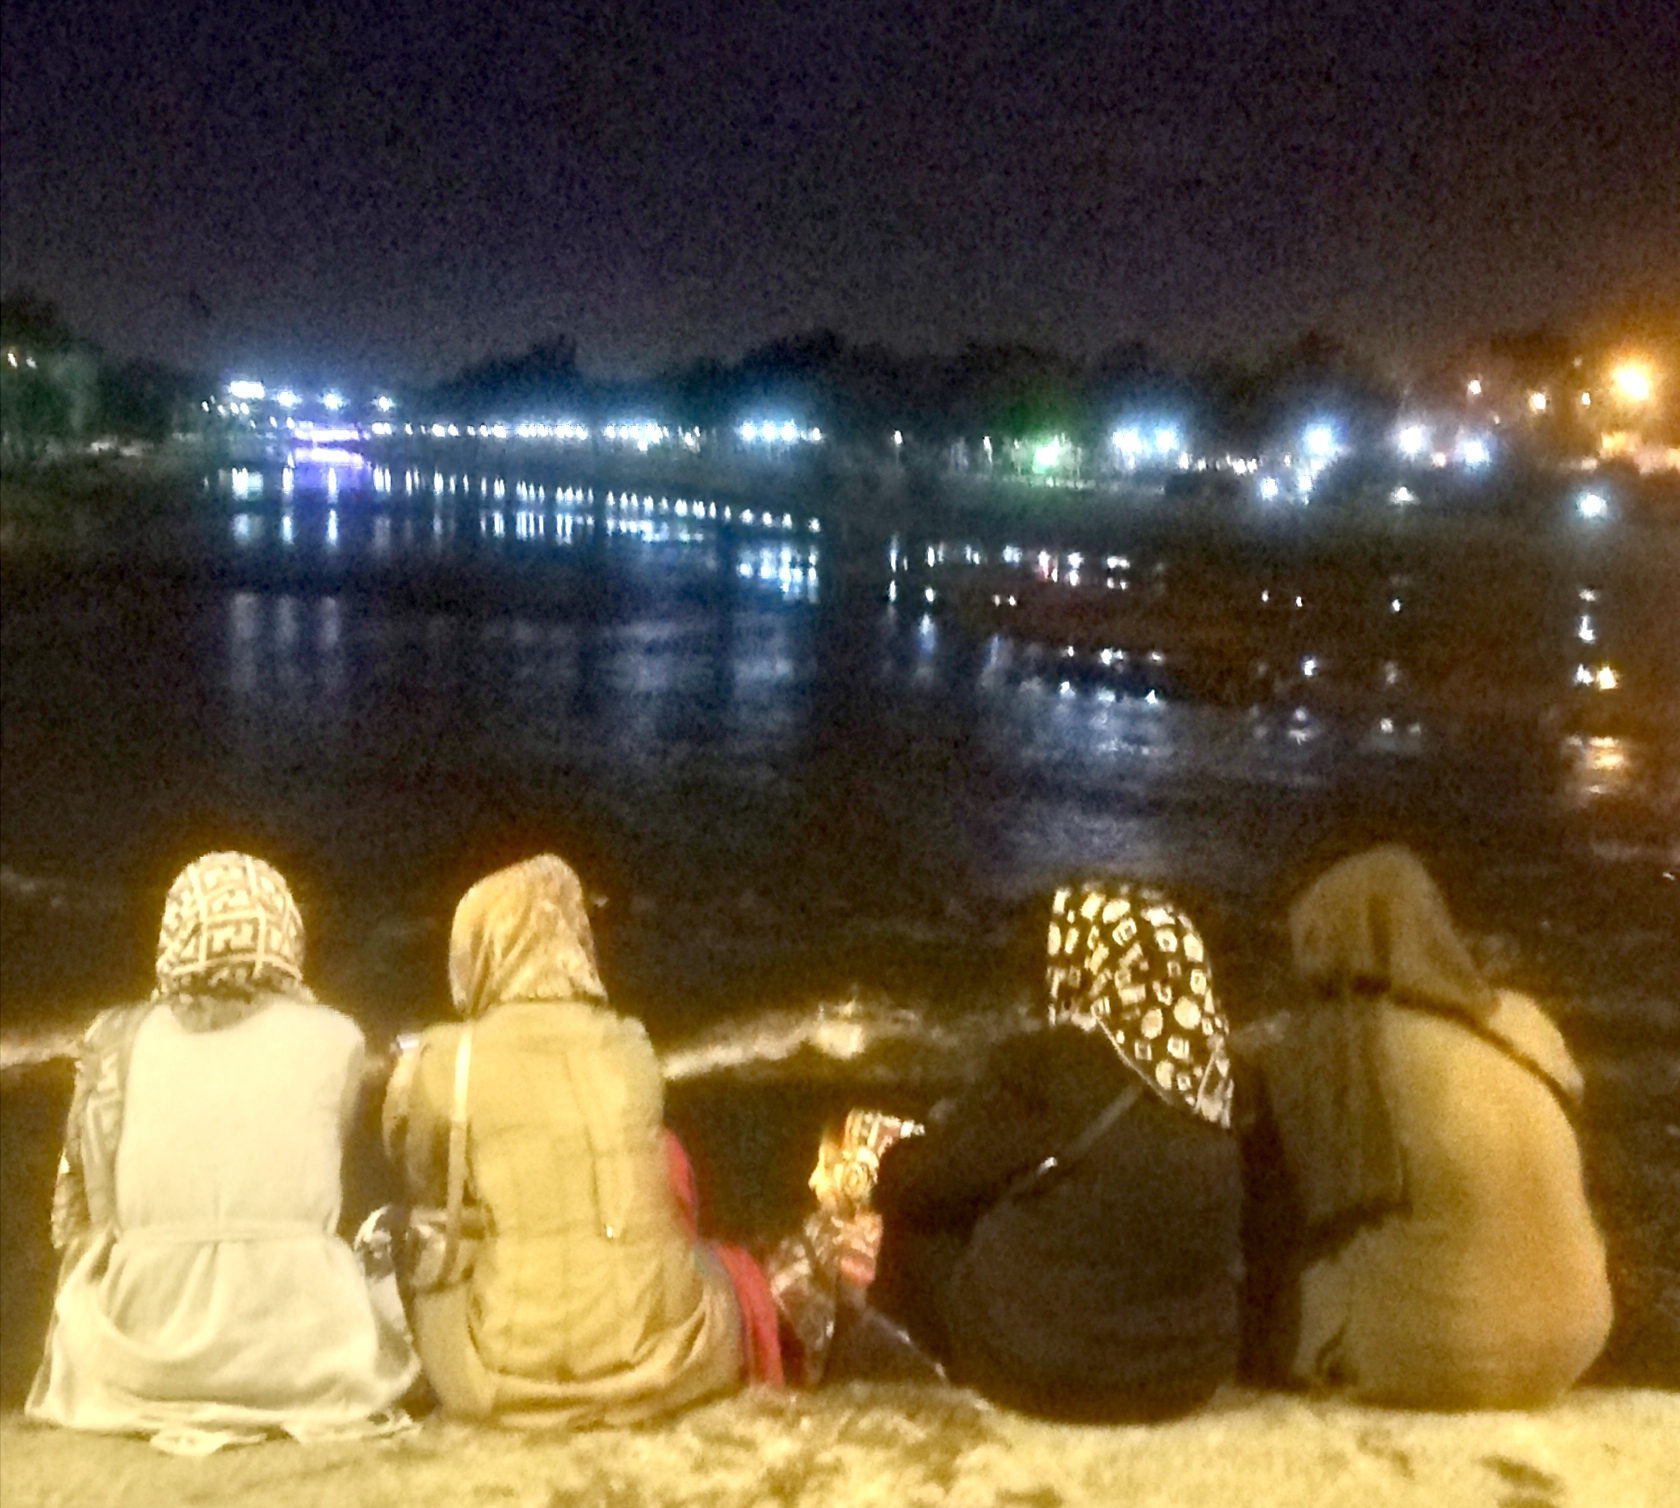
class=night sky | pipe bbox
[3,0,1677,380]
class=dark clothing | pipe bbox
[871,1026,1243,1422]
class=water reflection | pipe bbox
[192,463,1674,845]
[1563,734,1638,803]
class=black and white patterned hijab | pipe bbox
[1046,883,1234,1129]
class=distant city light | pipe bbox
[322,391,345,411]
[1576,491,1610,521]
[1396,424,1428,458]
[1467,378,1483,397]
[375,396,395,412]
[1611,363,1653,403]
[1111,428,1144,461]
[1303,424,1336,460]
[1034,438,1064,471]
[1154,427,1179,455]
[1580,392,1592,407]
[227,380,265,401]
[1458,436,1492,468]
[1528,391,1548,413]
[739,418,819,445]
[276,390,300,408]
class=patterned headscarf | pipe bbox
[1046,882,1233,1128]
[152,852,313,1030]
[449,854,606,1017]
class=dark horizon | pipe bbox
[4,0,1678,384]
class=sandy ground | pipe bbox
[3,1385,1677,1508]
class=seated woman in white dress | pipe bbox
[27,851,418,1451]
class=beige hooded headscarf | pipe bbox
[1266,845,1494,1231]
[1289,845,1493,1018]
[448,854,606,1017]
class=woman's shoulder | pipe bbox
[455,1000,656,1063]
[260,995,368,1054]
[83,1000,159,1050]
[1482,988,1584,1104]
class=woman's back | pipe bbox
[1265,846,1612,1406]
[938,1030,1243,1416]
[1349,998,1611,1399]
[29,852,418,1444]
[414,1002,715,1382]
[873,881,1244,1421]
[391,854,743,1424]
[119,999,355,1237]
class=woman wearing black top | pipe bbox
[870,883,1244,1421]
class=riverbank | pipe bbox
[3,1384,1677,1507]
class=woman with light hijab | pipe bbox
[382,854,778,1425]
[1251,844,1612,1406]
[27,852,419,1452]
[869,882,1244,1421]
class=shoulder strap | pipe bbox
[1004,1082,1143,1201]
[440,1024,474,1275]
[1392,994,1583,1123]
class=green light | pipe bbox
[1033,438,1063,472]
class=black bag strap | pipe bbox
[1003,1082,1144,1201]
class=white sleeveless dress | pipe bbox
[28,998,417,1442]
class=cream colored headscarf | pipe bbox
[448,854,606,1017]
[152,852,314,1030]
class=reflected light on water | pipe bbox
[1573,663,1620,691]
[1564,734,1636,801]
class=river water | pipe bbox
[3,458,1677,1067]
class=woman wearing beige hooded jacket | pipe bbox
[1252,845,1612,1408]
[383,854,748,1424]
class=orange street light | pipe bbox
[1611,363,1654,404]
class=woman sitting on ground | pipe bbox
[28,852,419,1450]
[1249,844,1612,1407]
[869,882,1245,1421]
[382,853,779,1425]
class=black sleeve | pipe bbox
[875,1032,1086,1225]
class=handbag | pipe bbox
[400,1025,483,1291]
